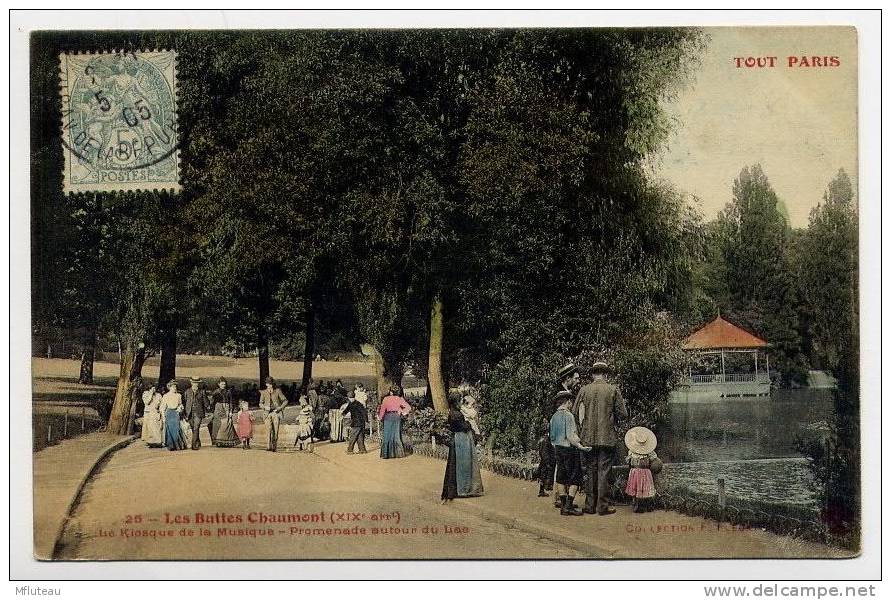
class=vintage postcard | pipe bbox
[24,21,867,570]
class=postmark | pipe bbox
[59,50,180,193]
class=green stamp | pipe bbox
[60,50,179,193]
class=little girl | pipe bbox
[294,404,315,451]
[236,400,254,450]
[624,426,662,513]
[460,394,481,436]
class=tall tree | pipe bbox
[797,169,858,373]
[31,31,196,432]
[794,171,859,544]
[715,165,807,384]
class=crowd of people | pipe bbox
[138,376,376,454]
[137,362,661,516]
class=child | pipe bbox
[236,400,254,450]
[624,426,662,513]
[535,418,556,497]
[460,394,481,436]
[294,403,314,452]
[180,417,193,449]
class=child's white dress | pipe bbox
[460,404,481,436]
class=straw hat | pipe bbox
[556,363,578,381]
[590,361,611,374]
[624,426,657,455]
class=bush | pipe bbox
[403,407,450,444]
[481,312,688,455]
[481,352,561,455]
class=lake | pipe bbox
[661,389,835,508]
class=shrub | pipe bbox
[403,407,450,444]
[481,312,687,454]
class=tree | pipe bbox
[791,170,859,545]
[797,170,858,373]
[714,165,808,385]
[31,32,195,433]
[450,29,707,450]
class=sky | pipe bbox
[655,27,858,228]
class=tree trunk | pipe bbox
[78,325,96,384]
[257,326,270,386]
[157,325,177,389]
[428,294,449,414]
[301,304,315,391]
[107,341,146,435]
[371,346,402,401]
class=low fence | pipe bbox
[34,407,105,452]
[389,434,834,546]
[656,483,830,545]
[687,373,771,384]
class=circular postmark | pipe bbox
[61,50,179,190]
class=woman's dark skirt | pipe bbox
[441,431,484,499]
[379,412,406,459]
[213,415,240,448]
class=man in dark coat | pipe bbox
[183,377,211,450]
[572,361,628,515]
[341,391,368,454]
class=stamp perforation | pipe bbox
[59,48,181,194]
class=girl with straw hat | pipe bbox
[624,426,663,512]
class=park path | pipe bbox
[315,440,846,559]
[33,431,134,559]
[53,429,584,560]
[49,426,848,561]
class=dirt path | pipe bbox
[56,436,586,560]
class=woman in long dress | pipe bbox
[140,385,164,447]
[442,392,484,501]
[210,377,239,448]
[328,392,348,443]
[212,404,239,447]
[160,380,187,451]
[377,385,411,459]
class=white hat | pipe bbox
[624,426,657,455]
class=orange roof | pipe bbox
[682,316,769,350]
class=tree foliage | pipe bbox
[710,165,808,385]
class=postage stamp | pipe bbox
[59,50,179,193]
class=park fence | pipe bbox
[372,433,835,547]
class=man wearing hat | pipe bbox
[549,390,592,516]
[573,361,628,515]
[183,377,211,450]
[260,376,288,452]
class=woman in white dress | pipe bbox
[160,380,187,451]
[140,385,164,447]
